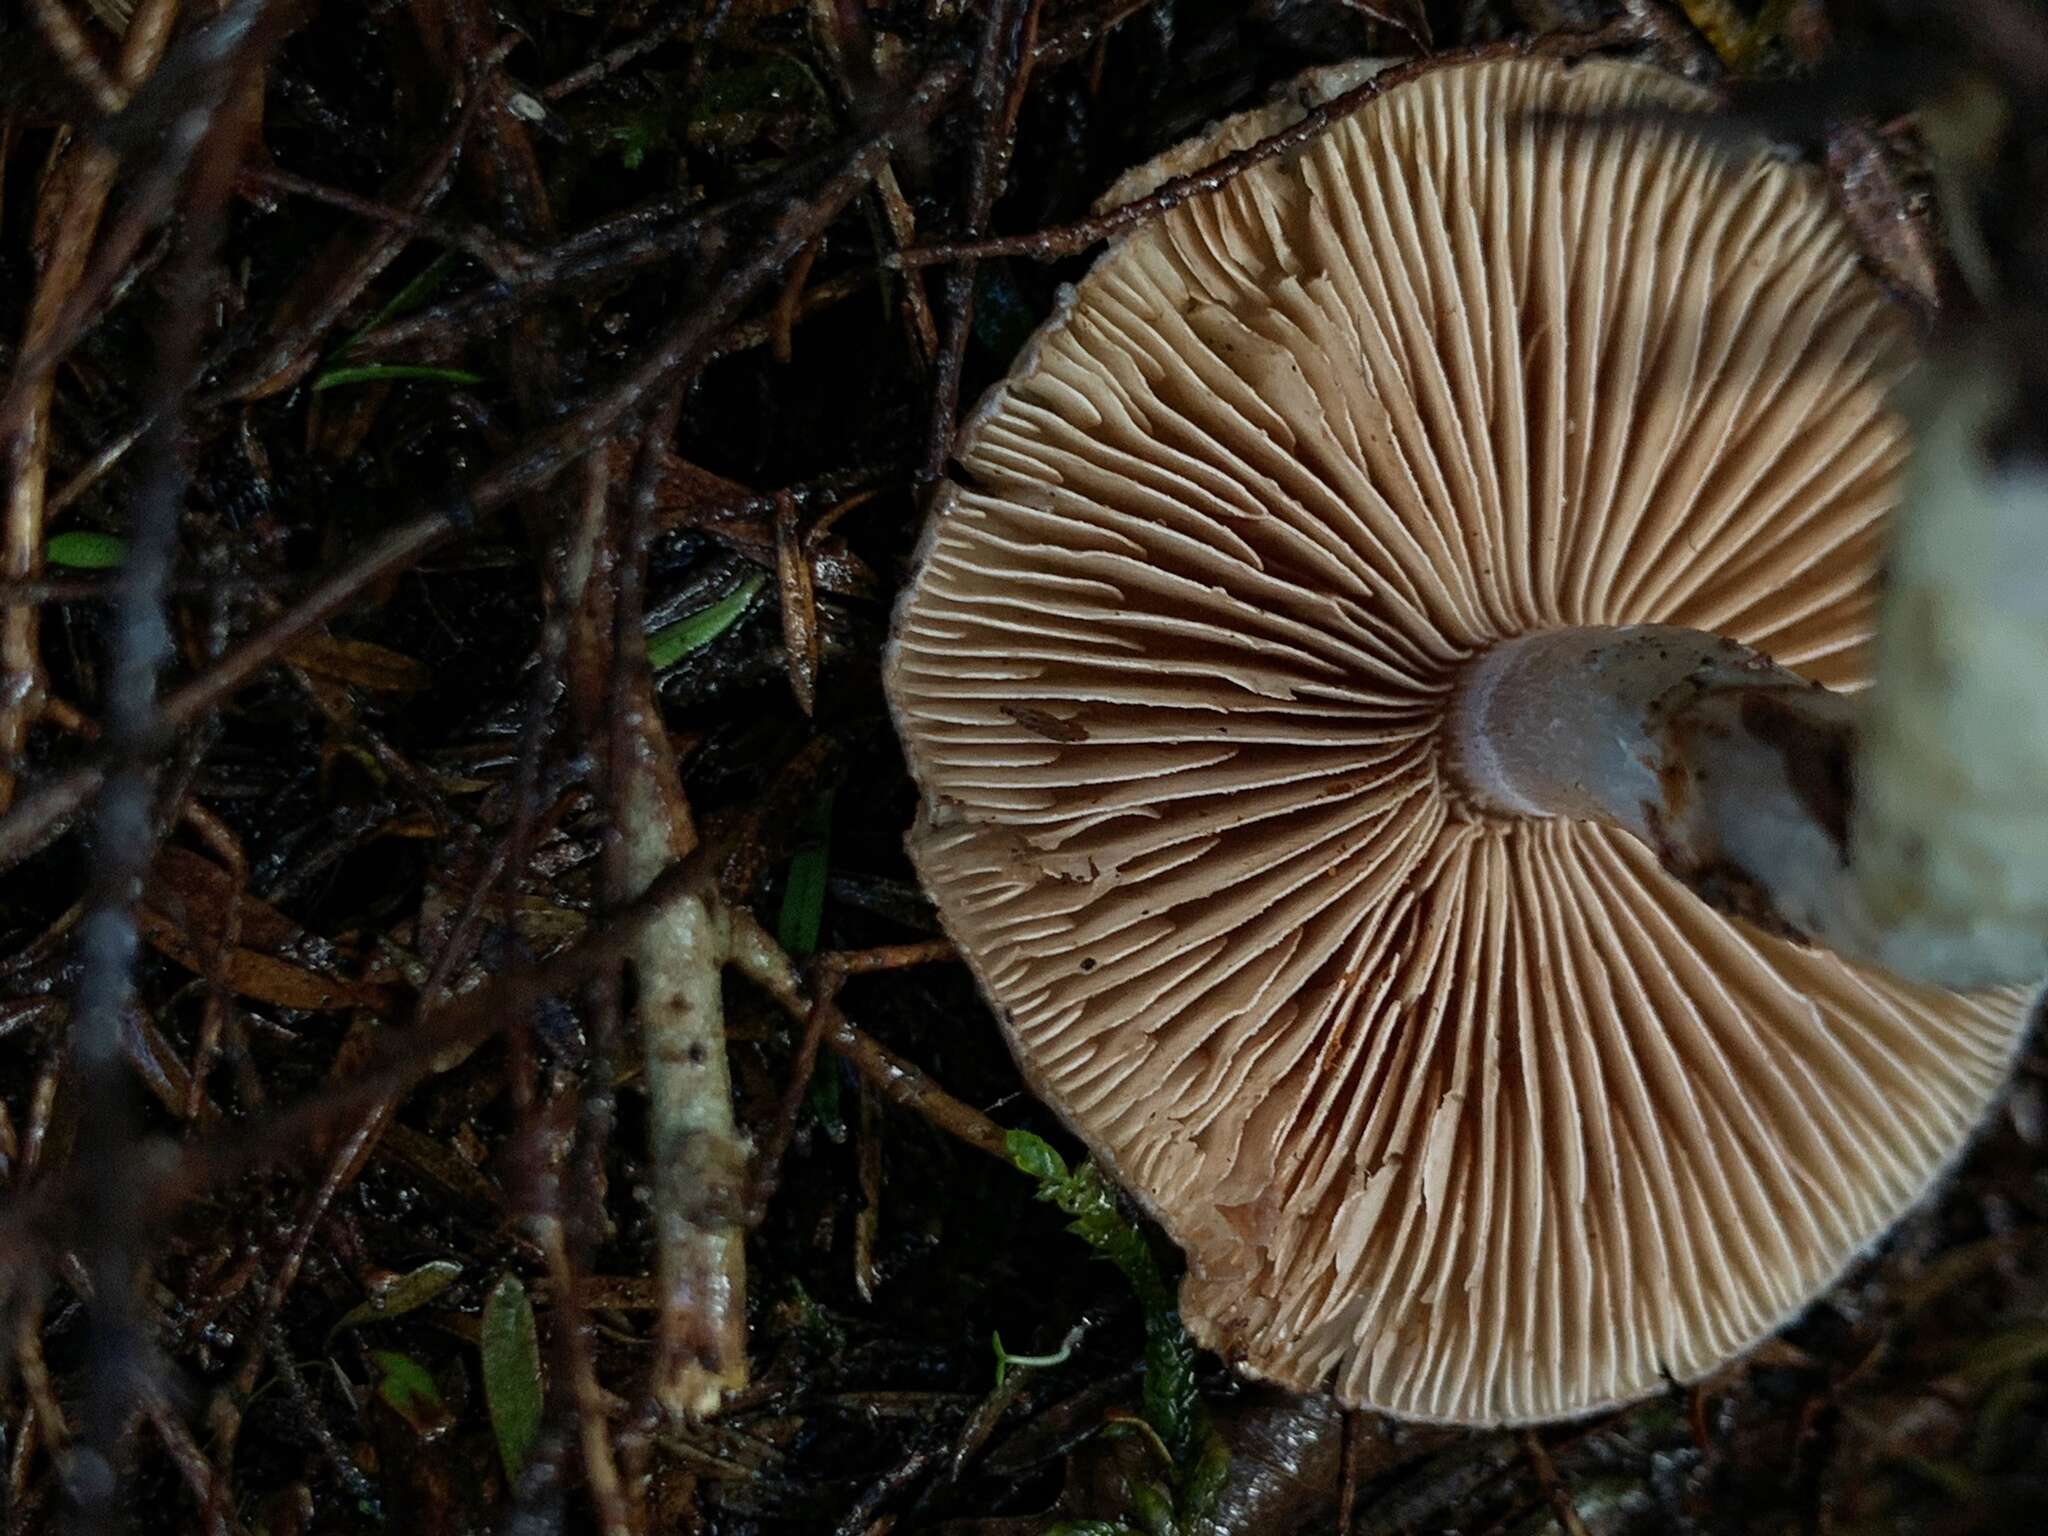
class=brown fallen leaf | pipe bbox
[142,846,392,1011]
[604,439,880,597]
[1826,119,1945,317]
[375,1123,503,1214]
[775,491,820,715]
[286,631,432,692]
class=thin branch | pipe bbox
[236,164,533,276]
[542,1,701,102]
[748,941,960,1215]
[209,95,479,402]
[470,57,968,510]
[1522,1430,1594,1536]
[1026,0,1161,75]
[3,0,185,813]
[25,0,124,117]
[729,925,1008,1164]
[895,38,1571,268]
[0,852,706,1290]
[921,0,1044,485]
[0,0,289,446]
[65,16,259,1526]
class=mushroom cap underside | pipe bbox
[884,51,2038,1425]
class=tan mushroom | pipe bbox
[884,50,2040,1424]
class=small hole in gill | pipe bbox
[1078,957,1097,973]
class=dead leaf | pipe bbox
[376,1123,503,1212]
[1826,121,1944,316]
[605,440,879,597]
[286,632,431,692]
[775,492,820,715]
[142,846,391,1011]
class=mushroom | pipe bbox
[884,50,2041,1425]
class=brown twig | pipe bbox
[2,0,184,814]
[922,0,1044,484]
[772,491,820,715]
[733,931,1006,1166]
[65,15,263,1522]
[748,940,959,1213]
[896,40,1566,269]
[853,1077,882,1300]
[212,95,481,402]
[28,0,124,114]
[140,1384,242,1535]
[768,237,821,364]
[533,1217,635,1533]
[1026,0,1160,75]
[25,0,125,116]
[0,0,282,443]
[261,1322,380,1512]
[173,799,246,1126]
[0,850,710,1300]
[543,2,701,102]
[236,164,534,276]
[46,421,143,517]
[470,56,968,509]
[824,1013,1011,1162]
[337,170,812,365]
[1522,1430,1594,1536]
[1337,1407,1368,1534]
[0,506,453,872]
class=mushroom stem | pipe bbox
[1449,623,2046,990]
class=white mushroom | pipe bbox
[885,51,2040,1425]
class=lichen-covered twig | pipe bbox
[626,859,752,1419]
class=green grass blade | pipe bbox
[647,572,766,669]
[311,364,486,393]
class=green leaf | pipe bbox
[785,790,839,1133]
[370,1350,452,1438]
[310,364,486,394]
[481,1274,544,1482]
[1005,1129,1068,1184]
[647,573,766,669]
[778,789,835,960]
[45,531,128,569]
[329,1259,463,1343]
[1044,1524,1140,1536]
